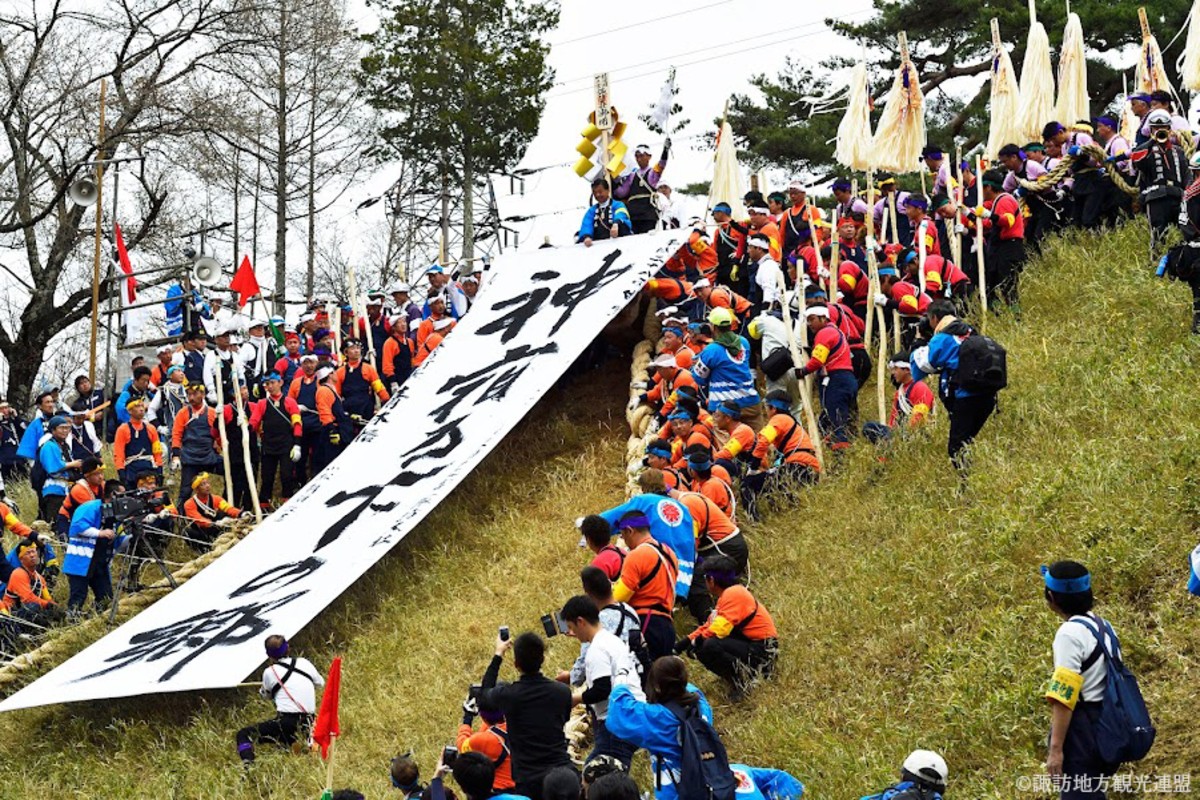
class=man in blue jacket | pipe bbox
[577,177,633,247]
[596,469,695,600]
[37,416,83,521]
[16,391,57,462]
[691,308,765,430]
[910,300,998,472]
[63,480,128,612]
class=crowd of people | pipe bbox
[0,266,483,636]
[3,102,1187,799]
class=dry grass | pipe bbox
[0,223,1199,798]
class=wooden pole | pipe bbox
[324,734,338,793]
[777,278,824,471]
[705,97,732,224]
[975,154,989,331]
[864,170,876,348]
[228,357,262,522]
[889,198,902,351]
[213,354,234,495]
[88,78,108,386]
[952,144,964,269]
[346,262,372,365]
[828,209,839,307]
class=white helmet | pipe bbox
[1147,109,1172,127]
[902,750,948,789]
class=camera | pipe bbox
[104,488,167,524]
[541,611,568,638]
[468,683,483,702]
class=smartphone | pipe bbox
[540,614,557,638]
[554,610,568,635]
[441,745,458,768]
[498,625,510,642]
[469,683,482,701]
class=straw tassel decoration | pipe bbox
[871,32,926,173]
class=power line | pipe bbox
[549,0,734,47]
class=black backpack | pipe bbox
[955,334,1007,393]
[29,458,47,495]
[657,701,736,800]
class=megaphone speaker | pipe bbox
[192,255,222,287]
[69,179,98,207]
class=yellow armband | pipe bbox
[290,414,302,426]
[612,579,634,604]
[708,615,734,638]
[152,442,164,456]
[1045,666,1084,709]
[811,344,829,363]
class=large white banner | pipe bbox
[1,231,682,712]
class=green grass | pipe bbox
[1,222,1199,798]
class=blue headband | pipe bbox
[619,514,651,530]
[831,179,852,191]
[713,202,732,214]
[646,443,672,458]
[716,401,741,418]
[686,453,712,469]
[1041,565,1091,594]
[878,267,899,278]
[266,637,289,659]
[765,396,790,410]
[900,251,918,265]
[1095,115,1117,129]
[664,326,683,339]
[668,410,691,421]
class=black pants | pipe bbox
[236,712,312,762]
[639,612,676,661]
[1072,185,1106,230]
[1189,280,1200,333]
[946,393,997,472]
[986,237,1026,307]
[38,493,65,523]
[296,428,322,485]
[741,462,818,521]
[1146,197,1182,251]
[67,569,113,611]
[260,451,296,504]
[694,636,777,689]
[1059,702,1118,799]
[630,214,659,235]
[228,455,259,510]
[689,535,750,623]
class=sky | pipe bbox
[340,0,876,263]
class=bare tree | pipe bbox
[0,0,253,408]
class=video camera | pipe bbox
[104,488,168,524]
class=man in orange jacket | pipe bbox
[414,317,454,366]
[711,401,757,477]
[113,397,164,488]
[675,554,778,701]
[2,536,63,627]
[669,489,746,623]
[741,390,820,521]
[332,338,389,427]
[183,472,249,552]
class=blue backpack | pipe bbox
[1073,616,1155,764]
[659,701,736,800]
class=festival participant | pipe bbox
[288,355,323,484]
[614,142,669,234]
[37,415,82,522]
[1128,92,1152,146]
[796,306,857,451]
[610,511,678,661]
[113,397,164,489]
[183,472,249,551]
[675,555,778,701]
[181,329,209,385]
[873,174,912,245]
[642,275,694,310]
[778,181,825,256]
[362,291,391,363]
[666,413,711,469]
[479,631,574,800]
[389,282,424,339]
[0,401,28,483]
[709,202,749,291]
[560,594,645,768]
[877,265,932,349]
[204,321,246,405]
[250,373,302,508]
[743,202,782,263]
[970,169,1025,307]
[1044,121,1105,230]
[332,338,389,426]
[236,634,325,765]
[597,470,695,600]
[1142,90,1190,139]
[1093,116,1134,224]
[900,245,972,304]
[683,449,735,522]
[574,565,646,670]
[910,300,1000,473]
[662,222,717,283]
[859,750,949,800]
[832,178,870,231]
[693,281,752,329]
[578,177,633,246]
[923,145,955,196]
[1041,561,1124,799]
[669,489,744,623]
[745,233,785,313]
[16,390,56,463]
[148,365,188,463]
[56,458,103,541]
[745,310,793,399]
[1,536,62,626]
[577,515,625,580]
[115,366,155,424]
[710,401,757,477]
[904,195,939,256]
[691,308,763,429]
[171,382,223,507]
[863,352,935,444]
[457,688,515,792]
[63,481,128,612]
[417,294,452,349]
[832,214,868,269]
[741,390,820,521]
[1131,110,1190,250]
[240,319,280,396]
[641,441,687,492]
[274,331,304,385]
[67,403,102,461]
[414,317,455,367]
[381,317,415,392]
[314,365,352,472]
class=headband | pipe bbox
[668,411,692,422]
[765,396,790,410]
[704,568,740,584]
[646,443,672,458]
[191,472,212,491]
[618,514,651,530]
[887,359,910,370]
[1041,565,1091,594]
[17,539,39,557]
[664,326,683,339]
[266,637,289,659]
[878,267,900,278]
[982,176,1005,189]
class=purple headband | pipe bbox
[704,568,740,584]
[618,514,651,530]
[266,638,289,659]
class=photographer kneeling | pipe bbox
[63,479,128,614]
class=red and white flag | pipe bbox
[114,223,147,341]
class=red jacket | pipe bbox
[801,323,852,374]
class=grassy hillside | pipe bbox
[1,223,1198,798]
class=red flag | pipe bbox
[114,223,147,339]
[229,255,261,308]
[312,656,341,759]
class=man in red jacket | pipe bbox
[875,266,932,349]
[971,168,1025,308]
[795,306,857,451]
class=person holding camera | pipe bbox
[183,472,250,551]
[236,634,324,765]
[479,631,574,800]
[562,566,647,687]
[433,751,529,800]
[675,555,778,702]
[63,480,129,613]
[456,685,514,793]
[560,595,646,769]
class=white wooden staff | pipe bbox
[228,355,262,522]
[975,154,989,331]
[863,172,877,348]
[888,193,902,350]
[213,354,234,494]
[777,275,824,472]
[864,175,887,423]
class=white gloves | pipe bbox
[390,383,401,395]
[240,511,254,520]
[874,292,890,307]
[626,397,641,412]
[817,266,830,280]
[574,516,585,529]
[290,445,301,462]
[630,380,648,391]
[157,425,168,438]
[216,517,235,528]
[297,404,311,413]
[170,457,180,471]
[144,512,160,524]
[865,236,877,251]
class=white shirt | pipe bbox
[753,256,785,307]
[751,311,788,361]
[260,656,325,714]
[570,601,641,684]
[1052,614,1112,702]
[583,628,645,721]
